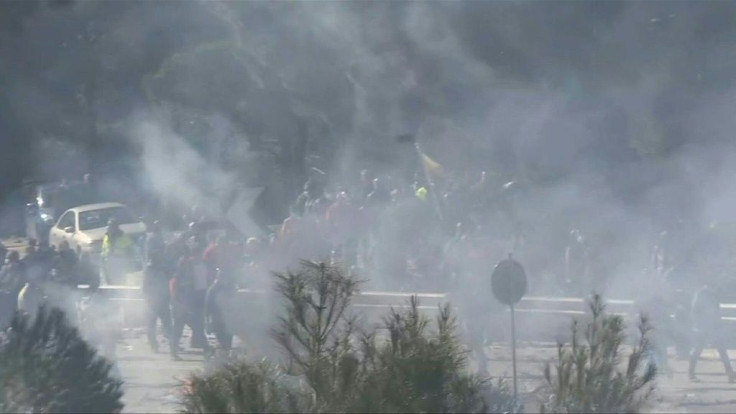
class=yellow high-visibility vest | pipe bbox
[416,186,428,201]
[102,234,134,258]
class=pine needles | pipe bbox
[179,260,519,413]
[541,294,657,413]
[0,306,124,413]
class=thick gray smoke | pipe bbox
[6,5,736,406]
[129,109,253,219]
[4,0,723,299]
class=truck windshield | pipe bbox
[78,207,138,231]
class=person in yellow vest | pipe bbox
[415,186,428,201]
[101,218,135,285]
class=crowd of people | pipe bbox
[0,167,528,362]
[2,166,736,381]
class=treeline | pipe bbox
[2,1,736,223]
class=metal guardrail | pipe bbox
[78,285,736,323]
[77,284,633,316]
[78,284,736,321]
[74,284,736,345]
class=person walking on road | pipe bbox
[17,267,46,323]
[169,236,212,361]
[52,240,79,287]
[688,282,736,382]
[1,251,26,307]
[143,221,172,353]
[205,269,237,357]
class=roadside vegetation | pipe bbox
[541,294,657,413]
[179,260,521,413]
[179,263,659,414]
[0,306,123,413]
[0,265,657,414]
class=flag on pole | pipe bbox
[396,133,446,221]
[421,153,445,177]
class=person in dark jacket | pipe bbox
[169,236,212,360]
[0,251,25,300]
[53,240,79,287]
[205,269,237,355]
[143,221,172,353]
[0,251,25,328]
[688,282,736,382]
[366,177,391,208]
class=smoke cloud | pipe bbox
[5,5,736,409]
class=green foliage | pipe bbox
[179,360,308,414]
[271,260,361,408]
[541,294,657,413]
[179,260,519,413]
[348,298,521,414]
[0,306,124,413]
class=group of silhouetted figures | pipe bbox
[4,168,736,381]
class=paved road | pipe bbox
[115,329,208,413]
[114,331,736,413]
[6,234,736,413]
[488,343,736,413]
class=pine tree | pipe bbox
[541,294,657,413]
[0,306,124,413]
[180,260,519,413]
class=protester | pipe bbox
[446,226,505,376]
[688,282,736,382]
[52,240,79,287]
[17,267,46,323]
[275,216,300,267]
[186,221,208,252]
[293,178,330,218]
[0,251,25,306]
[203,234,241,287]
[325,191,362,266]
[143,221,172,353]
[169,236,213,360]
[46,241,80,324]
[0,251,25,328]
[366,177,392,208]
[205,269,237,356]
[78,251,100,288]
[101,218,136,285]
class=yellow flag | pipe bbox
[422,153,445,176]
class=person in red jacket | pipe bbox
[203,233,242,287]
[169,236,212,361]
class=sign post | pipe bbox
[491,254,528,398]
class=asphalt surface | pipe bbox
[115,328,210,414]
[487,343,736,413]
[7,237,736,412]
[113,328,736,414]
